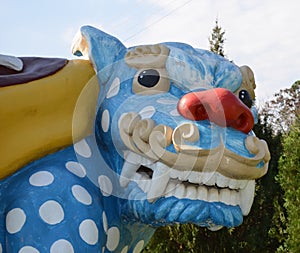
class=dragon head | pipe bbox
[73,26,270,231]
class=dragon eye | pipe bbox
[239,90,253,108]
[137,69,160,88]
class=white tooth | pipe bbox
[197,186,208,201]
[237,192,241,206]
[216,173,230,188]
[133,173,143,181]
[174,184,185,199]
[235,191,240,205]
[170,169,178,179]
[208,188,219,202]
[138,181,146,192]
[230,179,248,190]
[187,171,202,184]
[141,156,155,166]
[230,191,238,205]
[202,173,216,186]
[186,186,197,200]
[169,169,190,181]
[143,179,152,193]
[165,181,176,197]
[182,185,188,198]
[228,179,239,189]
[124,151,142,165]
[178,171,191,181]
[119,160,140,187]
[239,180,255,215]
[136,176,149,193]
[239,180,248,189]
[219,188,231,205]
[133,173,143,189]
[147,163,170,202]
[141,174,149,181]
[137,181,145,192]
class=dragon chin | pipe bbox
[120,181,243,230]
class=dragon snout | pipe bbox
[177,88,254,134]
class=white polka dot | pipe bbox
[101,110,110,132]
[6,208,26,234]
[79,219,98,245]
[39,200,64,225]
[106,77,120,98]
[71,185,92,205]
[106,227,120,251]
[98,175,113,196]
[74,139,92,158]
[0,243,2,253]
[157,98,177,104]
[139,106,156,119]
[29,171,54,187]
[133,240,145,253]
[102,212,108,233]
[50,239,74,253]
[65,161,86,178]
[18,246,40,253]
[170,109,180,116]
[121,245,129,253]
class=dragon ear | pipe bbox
[72,25,126,83]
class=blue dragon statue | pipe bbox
[0,26,270,253]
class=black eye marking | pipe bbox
[239,90,253,108]
[137,69,160,88]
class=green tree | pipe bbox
[276,115,300,252]
[208,19,226,57]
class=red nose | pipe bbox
[177,88,254,134]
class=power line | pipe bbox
[104,0,179,35]
[123,0,193,42]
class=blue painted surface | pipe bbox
[0,25,260,252]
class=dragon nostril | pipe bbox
[236,113,247,128]
[233,113,250,133]
[196,104,208,120]
[177,93,209,121]
[177,88,254,133]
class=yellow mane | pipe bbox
[0,60,98,179]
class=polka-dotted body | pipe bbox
[0,146,105,252]
[0,145,152,253]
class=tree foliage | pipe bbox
[276,116,300,253]
[208,19,226,57]
[260,81,300,133]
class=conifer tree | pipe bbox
[208,19,226,57]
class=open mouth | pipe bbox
[120,151,255,216]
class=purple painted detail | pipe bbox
[0,57,67,86]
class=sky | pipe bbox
[1,0,299,102]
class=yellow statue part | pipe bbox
[0,60,98,179]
